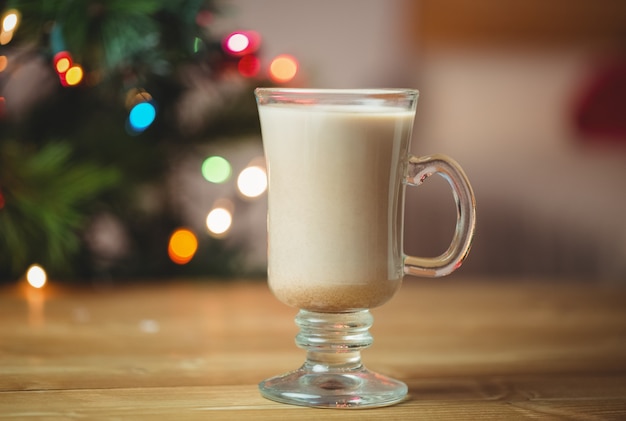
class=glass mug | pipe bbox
[254,88,476,408]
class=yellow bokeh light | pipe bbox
[237,166,267,198]
[269,54,298,83]
[206,207,232,237]
[55,57,70,73]
[26,264,47,289]
[168,228,198,265]
[65,65,83,86]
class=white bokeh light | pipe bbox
[237,166,267,198]
[206,207,233,236]
[26,264,47,288]
[226,33,249,53]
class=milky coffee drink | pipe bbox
[259,104,415,312]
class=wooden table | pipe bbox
[1,277,625,420]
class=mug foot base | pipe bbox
[259,365,407,409]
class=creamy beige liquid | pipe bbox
[259,104,415,312]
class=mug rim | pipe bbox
[255,88,419,106]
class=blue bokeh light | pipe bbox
[128,102,156,132]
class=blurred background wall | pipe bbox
[227,0,626,282]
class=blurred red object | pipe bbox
[573,57,626,144]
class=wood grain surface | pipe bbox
[1,278,625,420]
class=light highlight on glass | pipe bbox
[201,156,231,183]
[237,165,267,198]
[168,228,198,265]
[26,264,47,288]
[206,207,232,236]
[269,54,298,83]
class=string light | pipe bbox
[226,33,249,54]
[52,51,83,87]
[269,54,298,83]
[1,10,18,32]
[55,57,70,73]
[237,165,267,198]
[0,9,20,45]
[26,264,47,288]
[65,65,83,86]
[206,200,234,237]
[238,55,260,78]
[168,228,198,265]
[223,31,260,57]
[128,101,156,133]
[201,156,231,183]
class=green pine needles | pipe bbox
[0,141,120,277]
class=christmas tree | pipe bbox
[0,1,291,283]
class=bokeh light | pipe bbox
[0,31,12,45]
[53,51,72,67]
[237,165,267,198]
[55,57,70,73]
[206,207,232,237]
[0,55,7,72]
[193,36,202,53]
[65,65,83,86]
[223,30,260,56]
[26,264,47,288]
[168,228,198,265]
[201,156,231,183]
[269,54,298,83]
[128,101,156,131]
[226,32,249,54]
[238,55,260,78]
[1,10,19,33]
[195,10,213,27]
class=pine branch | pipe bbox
[0,141,121,277]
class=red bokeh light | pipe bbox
[238,55,261,78]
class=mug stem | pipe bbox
[258,310,408,408]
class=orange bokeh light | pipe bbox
[168,228,198,265]
[269,54,298,83]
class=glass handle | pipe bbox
[404,154,477,277]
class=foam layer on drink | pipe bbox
[260,104,414,312]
